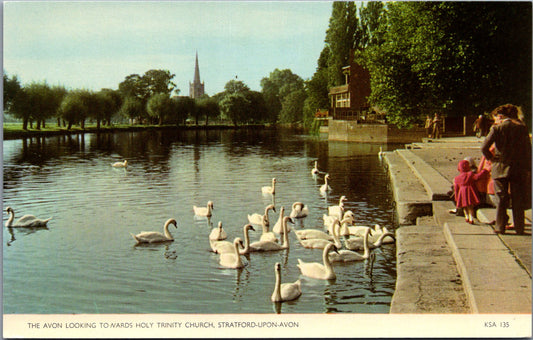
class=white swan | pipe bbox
[311,161,320,176]
[261,178,277,195]
[324,213,354,236]
[329,228,371,263]
[271,262,302,302]
[289,202,309,219]
[211,224,255,255]
[259,223,279,243]
[295,227,333,241]
[327,195,347,220]
[112,160,128,168]
[299,218,342,249]
[248,204,276,227]
[346,225,374,237]
[131,218,177,244]
[345,231,396,251]
[297,243,339,280]
[320,174,332,194]
[219,238,245,269]
[193,201,214,217]
[249,216,292,252]
[370,225,395,244]
[4,207,52,228]
[272,206,292,234]
[209,221,227,241]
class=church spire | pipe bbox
[193,51,201,84]
[189,51,205,98]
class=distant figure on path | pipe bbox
[473,114,492,138]
[431,113,442,139]
[425,115,433,138]
[481,104,532,235]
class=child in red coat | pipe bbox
[454,159,488,224]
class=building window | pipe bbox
[336,93,350,108]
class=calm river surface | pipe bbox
[3,128,398,314]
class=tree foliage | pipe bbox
[358,1,532,127]
[325,2,361,87]
[196,96,220,126]
[260,69,305,123]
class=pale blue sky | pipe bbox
[4,1,334,95]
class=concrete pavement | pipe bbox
[385,136,531,314]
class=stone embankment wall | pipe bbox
[328,119,425,144]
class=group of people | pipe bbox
[425,113,442,139]
[452,104,531,235]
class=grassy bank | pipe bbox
[3,122,268,140]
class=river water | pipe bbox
[3,128,397,314]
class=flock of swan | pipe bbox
[5,159,395,305]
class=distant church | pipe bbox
[189,52,205,99]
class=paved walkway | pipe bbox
[385,136,531,314]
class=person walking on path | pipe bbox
[425,115,433,138]
[481,104,532,235]
[431,113,442,139]
[454,159,488,224]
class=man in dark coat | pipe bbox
[481,104,532,234]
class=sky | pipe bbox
[3,1,334,95]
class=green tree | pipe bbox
[196,96,220,126]
[147,93,173,125]
[142,69,178,97]
[10,82,66,130]
[3,72,21,113]
[173,96,196,125]
[325,1,361,87]
[59,90,90,130]
[245,91,268,124]
[219,93,250,126]
[119,96,145,125]
[98,89,122,126]
[260,69,305,123]
[359,2,532,127]
[280,89,306,124]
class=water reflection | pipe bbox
[3,128,397,314]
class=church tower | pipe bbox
[189,52,205,99]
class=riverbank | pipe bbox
[383,137,531,317]
[2,123,270,140]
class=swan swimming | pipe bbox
[324,213,354,236]
[272,206,291,234]
[297,243,339,280]
[320,174,332,194]
[271,262,302,302]
[311,161,320,176]
[112,160,128,168]
[289,202,309,219]
[299,218,343,249]
[219,238,246,269]
[248,204,276,227]
[346,224,377,237]
[131,218,177,244]
[261,178,277,195]
[329,228,372,263]
[250,216,292,252]
[193,201,214,217]
[345,230,396,251]
[327,195,347,220]
[211,224,255,255]
[4,207,52,228]
[209,221,228,241]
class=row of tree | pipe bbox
[303,1,532,128]
[5,2,530,130]
[3,66,307,129]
